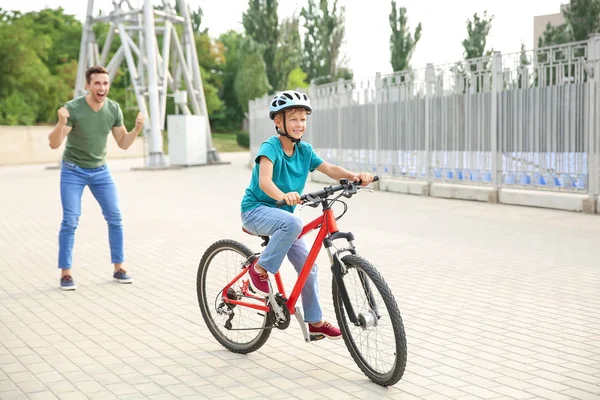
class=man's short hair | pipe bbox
[85,66,109,84]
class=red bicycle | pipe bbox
[196,177,407,386]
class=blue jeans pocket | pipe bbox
[62,161,77,169]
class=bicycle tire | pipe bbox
[332,254,407,386]
[197,239,273,354]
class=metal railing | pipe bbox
[249,35,600,195]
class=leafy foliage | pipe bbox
[389,1,422,72]
[242,0,279,92]
[538,0,600,47]
[300,0,350,84]
[236,131,250,148]
[462,11,494,59]
[234,37,271,113]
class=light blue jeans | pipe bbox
[241,205,322,323]
[58,160,124,269]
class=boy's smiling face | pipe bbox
[275,108,308,140]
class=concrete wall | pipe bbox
[310,171,598,215]
[0,125,144,166]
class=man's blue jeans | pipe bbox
[241,205,322,323]
[58,160,124,269]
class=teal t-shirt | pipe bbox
[62,95,124,168]
[241,136,324,214]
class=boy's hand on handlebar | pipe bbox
[353,172,375,186]
[281,191,302,206]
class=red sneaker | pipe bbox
[309,321,342,340]
[248,265,269,297]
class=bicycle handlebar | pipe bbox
[275,175,379,208]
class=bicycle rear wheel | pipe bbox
[197,239,273,354]
[332,254,407,386]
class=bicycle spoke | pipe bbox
[333,254,407,386]
[197,240,273,354]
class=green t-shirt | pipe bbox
[241,136,324,214]
[62,95,124,168]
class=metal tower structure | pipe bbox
[74,0,220,167]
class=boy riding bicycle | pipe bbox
[240,90,374,340]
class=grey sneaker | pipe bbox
[60,275,77,291]
[113,268,133,284]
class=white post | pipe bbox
[143,0,166,167]
[177,0,219,162]
[425,63,434,182]
[74,0,95,98]
[337,79,345,168]
[587,34,600,199]
[374,73,381,175]
[490,51,502,190]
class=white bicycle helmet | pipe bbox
[269,90,312,120]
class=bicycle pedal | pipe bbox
[309,334,325,341]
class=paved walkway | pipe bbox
[1,152,599,399]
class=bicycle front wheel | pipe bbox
[332,254,407,386]
[197,239,273,354]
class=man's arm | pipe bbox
[112,112,145,150]
[48,107,72,149]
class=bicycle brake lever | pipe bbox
[342,185,358,198]
[299,193,321,210]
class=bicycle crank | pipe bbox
[267,293,290,330]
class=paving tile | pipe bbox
[1,153,600,400]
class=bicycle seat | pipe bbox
[242,227,270,247]
[242,227,257,236]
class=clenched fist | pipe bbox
[58,107,69,124]
[282,191,302,206]
[135,112,145,129]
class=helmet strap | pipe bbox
[275,112,301,144]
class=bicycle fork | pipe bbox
[325,233,380,328]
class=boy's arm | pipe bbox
[258,156,301,205]
[316,161,374,186]
[316,161,357,181]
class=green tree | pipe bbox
[19,8,82,73]
[538,0,600,47]
[286,67,309,90]
[300,0,318,81]
[537,23,572,47]
[272,16,303,90]
[563,0,600,41]
[214,30,246,131]
[195,33,224,117]
[300,0,350,83]
[242,0,279,92]
[462,11,494,60]
[190,6,205,35]
[234,38,270,114]
[0,16,54,124]
[389,1,422,72]
[17,8,84,121]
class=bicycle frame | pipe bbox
[221,205,340,316]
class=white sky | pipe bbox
[1,0,567,80]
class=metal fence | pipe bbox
[249,34,600,196]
